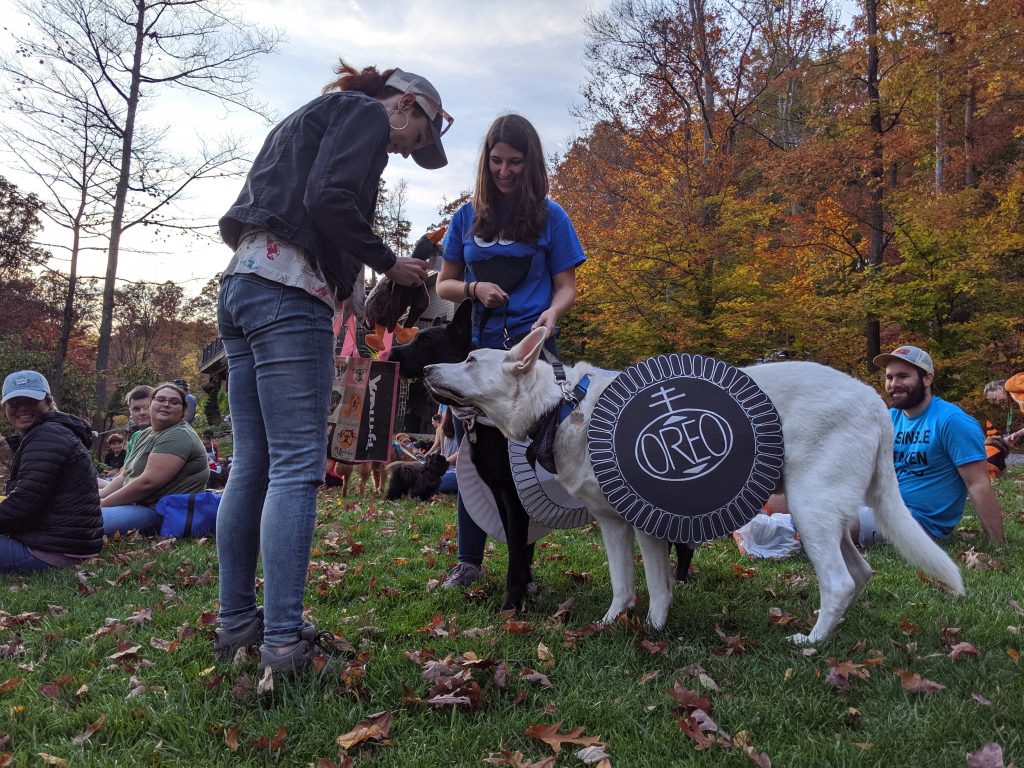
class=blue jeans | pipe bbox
[438,468,458,494]
[103,504,159,537]
[216,274,333,649]
[453,416,487,566]
[0,536,53,572]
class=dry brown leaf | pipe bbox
[37,754,68,767]
[71,714,106,746]
[524,722,603,755]
[224,725,240,752]
[949,642,978,660]
[336,711,394,750]
[521,668,553,688]
[0,679,23,693]
[734,730,772,768]
[637,639,667,654]
[895,669,946,694]
[257,664,274,695]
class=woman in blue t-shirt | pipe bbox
[435,114,586,590]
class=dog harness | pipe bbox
[525,353,591,474]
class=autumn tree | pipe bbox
[556,0,839,366]
[1,0,282,427]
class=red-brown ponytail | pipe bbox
[322,60,397,95]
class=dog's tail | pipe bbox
[866,425,965,595]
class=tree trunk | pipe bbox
[864,0,884,369]
[964,80,978,187]
[689,0,715,165]
[93,0,147,429]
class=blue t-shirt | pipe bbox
[890,396,986,537]
[442,199,586,349]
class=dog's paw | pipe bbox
[645,614,667,631]
[787,632,814,645]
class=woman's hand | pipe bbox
[385,257,428,286]
[531,309,557,338]
[473,281,508,308]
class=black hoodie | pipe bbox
[1,411,102,557]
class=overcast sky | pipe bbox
[1,0,611,292]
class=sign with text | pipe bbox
[329,356,399,463]
[588,354,784,544]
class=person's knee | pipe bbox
[856,506,885,546]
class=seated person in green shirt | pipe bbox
[100,382,209,536]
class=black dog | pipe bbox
[391,300,693,609]
[390,300,535,611]
[385,453,449,501]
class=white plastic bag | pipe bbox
[732,513,801,559]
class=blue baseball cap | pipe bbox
[2,370,52,405]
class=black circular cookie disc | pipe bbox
[587,354,784,544]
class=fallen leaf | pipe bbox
[895,669,946,694]
[1008,648,1020,663]
[577,744,613,764]
[966,742,1005,768]
[257,665,274,695]
[524,722,602,754]
[521,668,553,688]
[224,725,240,752]
[637,638,667,654]
[668,681,712,715]
[38,754,69,767]
[733,729,772,768]
[71,714,106,746]
[537,642,554,668]
[484,749,556,768]
[971,692,992,706]
[0,679,23,693]
[949,642,978,660]
[252,726,288,750]
[336,711,394,750]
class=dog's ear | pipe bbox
[508,326,548,372]
[450,300,473,339]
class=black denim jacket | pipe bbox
[219,91,397,299]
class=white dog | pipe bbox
[424,327,964,644]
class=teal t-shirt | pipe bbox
[890,396,986,537]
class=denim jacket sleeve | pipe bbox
[305,97,397,275]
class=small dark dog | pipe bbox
[386,453,449,501]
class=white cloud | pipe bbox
[0,0,611,289]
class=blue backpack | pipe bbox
[155,492,221,537]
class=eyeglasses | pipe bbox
[153,396,183,406]
[410,91,454,137]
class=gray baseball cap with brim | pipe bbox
[872,345,934,375]
[385,68,450,169]
[2,370,51,405]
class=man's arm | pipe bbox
[957,460,1005,544]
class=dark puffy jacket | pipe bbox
[0,411,102,556]
[219,90,396,299]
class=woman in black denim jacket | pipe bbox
[214,60,452,677]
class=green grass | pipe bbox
[2,469,1022,767]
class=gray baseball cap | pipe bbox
[2,370,51,404]
[872,345,934,375]
[385,68,451,170]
